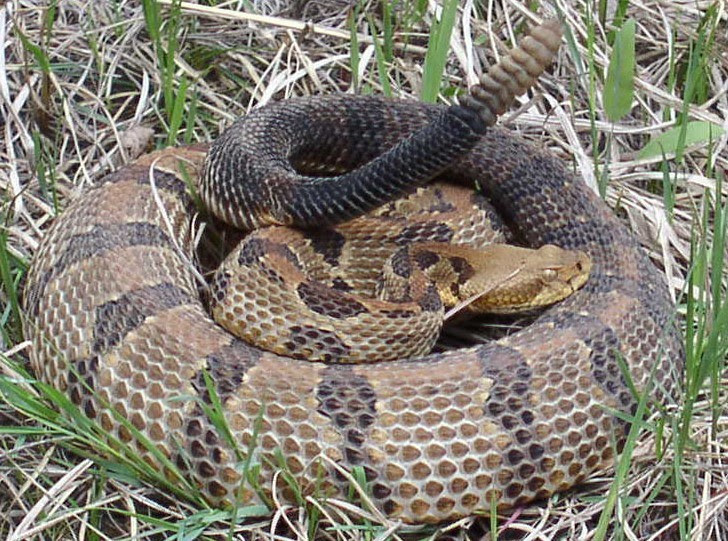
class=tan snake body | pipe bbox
[23,20,683,523]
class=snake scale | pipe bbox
[24,19,683,523]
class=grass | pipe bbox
[1,0,727,539]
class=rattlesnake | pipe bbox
[23,19,683,523]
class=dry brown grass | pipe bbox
[1,0,727,539]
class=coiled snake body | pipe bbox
[24,20,683,523]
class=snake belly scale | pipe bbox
[23,19,683,523]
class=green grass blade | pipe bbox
[366,13,392,97]
[348,6,360,92]
[0,233,24,342]
[420,0,458,103]
[15,27,51,73]
[381,1,394,63]
[638,121,724,160]
[166,75,189,146]
[604,19,635,122]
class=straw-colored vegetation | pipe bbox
[1,0,726,539]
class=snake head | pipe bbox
[414,243,592,317]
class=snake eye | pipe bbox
[543,268,558,281]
